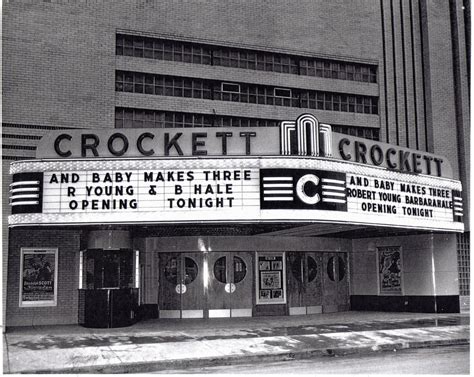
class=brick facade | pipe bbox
[6,228,81,326]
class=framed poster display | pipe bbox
[19,248,58,307]
[377,246,403,295]
[256,252,286,304]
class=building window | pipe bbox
[115,108,279,128]
[84,249,134,289]
[116,34,212,64]
[116,71,212,99]
[114,109,379,140]
[222,82,240,92]
[331,125,379,141]
[299,90,378,115]
[274,88,291,97]
[214,115,278,128]
[116,70,377,114]
[457,232,470,296]
[116,34,377,83]
[214,49,298,74]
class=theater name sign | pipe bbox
[9,114,463,232]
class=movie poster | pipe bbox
[256,252,286,304]
[378,246,402,294]
[21,248,57,305]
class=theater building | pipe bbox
[3,0,470,327]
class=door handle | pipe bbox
[225,283,236,293]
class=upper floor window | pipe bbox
[115,108,280,129]
[116,34,212,64]
[116,71,378,115]
[114,108,380,141]
[274,88,292,98]
[116,34,377,83]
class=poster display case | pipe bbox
[20,248,58,307]
[255,252,286,305]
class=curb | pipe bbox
[17,337,470,374]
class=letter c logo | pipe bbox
[296,174,320,205]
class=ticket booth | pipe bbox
[79,230,139,328]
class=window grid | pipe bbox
[116,71,378,115]
[331,125,380,141]
[457,232,470,296]
[116,34,212,64]
[115,108,279,129]
[299,59,377,83]
[116,71,212,99]
[116,34,377,83]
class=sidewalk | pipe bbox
[3,312,469,374]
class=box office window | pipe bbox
[84,249,134,289]
[19,248,58,307]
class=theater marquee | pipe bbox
[9,114,464,232]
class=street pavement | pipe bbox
[3,311,470,374]
[158,345,470,374]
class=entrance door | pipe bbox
[287,252,323,315]
[208,252,253,318]
[159,253,204,318]
[322,252,349,313]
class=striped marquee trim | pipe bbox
[260,168,347,211]
[9,172,43,214]
[321,177,346,204]
[262,176,294,202]
[452,191,463,221]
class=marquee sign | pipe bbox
[9,156,463,231]
[9,114,463,231]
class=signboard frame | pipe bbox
[8,157,464,232]
[19,247,58,307]
[377,246,403,295]
[255,251,287,305]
